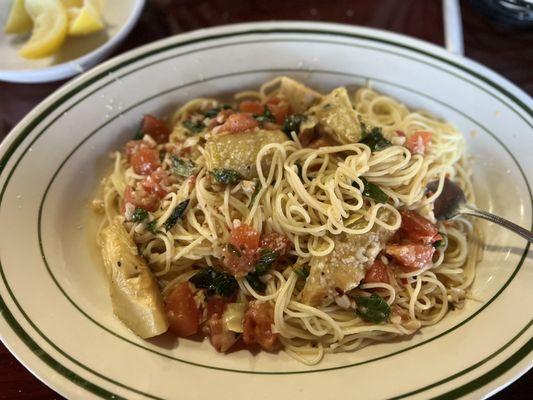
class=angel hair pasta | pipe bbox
[94,77,483,365]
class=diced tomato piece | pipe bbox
[131,147,160,175]
[266,97,290,124]
[406,131,431,155]
[140,115,170,144]
[238,100,264,115]
[230,224,260,253]
[205,296,228,319]
[165,282,201,337]
[217,113,258,133]
[395,130,406,137]
[364,258,390,284]
[400,210,440,244]
[260,232,292,257]
[385,244,435,272]
[124,140,145,161]
[123,185,159,212]
[140,169,174,199]
[243,301,277,351]
[223,224,260,277]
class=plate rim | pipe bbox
[0,21,531,400]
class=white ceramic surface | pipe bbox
[0,22,531,400]
[0,0,145,83]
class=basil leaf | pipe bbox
[204,104,232,118]
[358,177,389,203]
[282,114,306,136]
[246,274,266,292]
[172,156,197,177]
[254,249,278,275]
[434,233,447,248]
[254,105,276,123]
[295,162,304,180]
[190,267,238,298]
[294,265,310,279]
[163,199,190,231]
[133,129,143,140]
[146,220,158,234]
[211,168,243,185]
[360,124,391,152]
[354,293,391,323]
[130,208,148,222]
[183,120,205,133]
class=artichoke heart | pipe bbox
[100,218,169,338]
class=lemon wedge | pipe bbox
[4,0,33,34]
[67,0,105,36]
[19,0,68,59]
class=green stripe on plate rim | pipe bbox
[0,27,529,399]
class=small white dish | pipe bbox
[0,0,145,83]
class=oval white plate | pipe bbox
[0,0,145,83]
[0,22,531,400]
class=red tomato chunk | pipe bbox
[165,282,201,337]
[140,115,171,144]
[364,258,390,284]
[243,301,277,351]
[223,224,260,277]
[406,131,431,155]
[400,210,440,245]
[123,185,159,212]
[217,113,258,133]
[131,147,160,175]
[385,244,435,272]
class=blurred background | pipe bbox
[0,0,531,398]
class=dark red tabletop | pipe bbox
[0,1,531,399]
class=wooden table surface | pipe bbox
[0,0,531,399]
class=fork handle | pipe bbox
[461,204,533,242]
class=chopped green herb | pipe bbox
[163,199,190,231]
[322,103,333,110]
[133,129,143,140]
[172,156,197,177]
[211,168,243,185]
[246,274,266,292]
[360,123,391,152]
[245,248,278,293]
[130,208,148,222]
[183,119,205,133]
[159,150,166,162]
[354,177,389,203]
[190,267,238,297]
[226,243,242,257]
[204,104,232,118]
[354,293,390,324]
[282,114,306,136]
[254,249,278,275]
[146,220,158,234]
[253,105,276,123]
[295,162,304,180]
[248,179,261,208]
[434,233,447,248]
[294,265,310,279]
